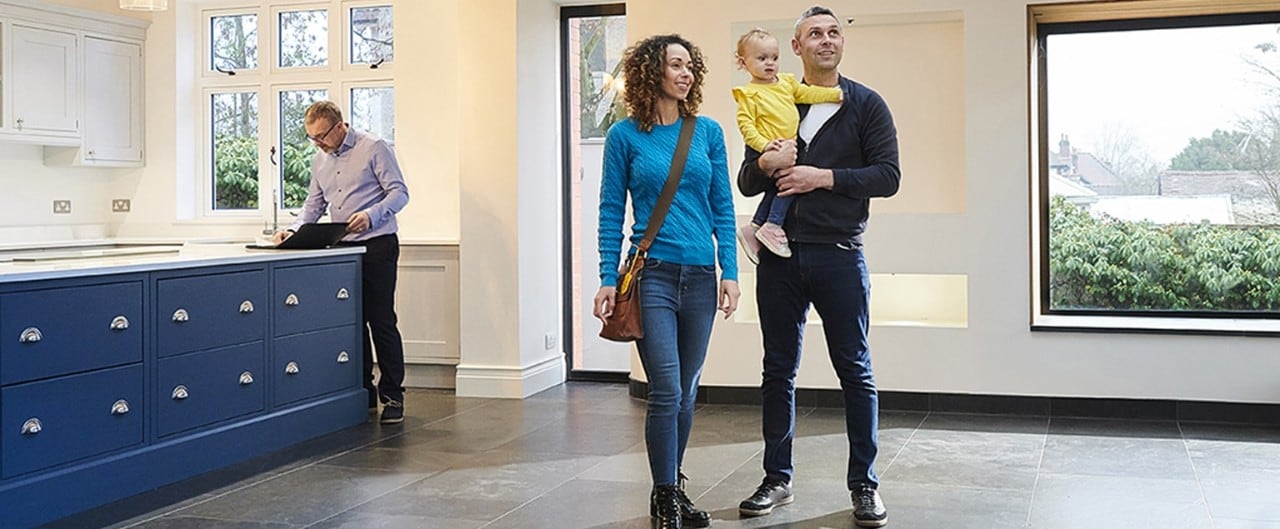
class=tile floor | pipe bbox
[45,382,1280,529]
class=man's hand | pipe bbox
[346,211,372,233]
[775,165,834,196]
[758,139,797,174]
[272,230,293,245]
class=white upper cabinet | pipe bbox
[0,0,148,161]
[81,37,143,164]
[9,24,78,137]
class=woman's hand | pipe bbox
[718,280,740,319]
[593,286,617,323]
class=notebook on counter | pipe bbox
[246,222,349,250]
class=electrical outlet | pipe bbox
[112,199,131,212]
[53,200,71,214]
[544,333,558,350]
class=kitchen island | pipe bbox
[0,243,368,529]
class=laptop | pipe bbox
[246,222,350,250]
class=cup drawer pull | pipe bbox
[21,418,42,436]
[19,327,42,343]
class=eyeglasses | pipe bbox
[307,120,340,143]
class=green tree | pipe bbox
[212,12,327,211]
[1169,129,1249,171]
[1049,196,1280,311]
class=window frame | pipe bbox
[1029,1,1280,335]
[197,0,395,220]
[343,80,395,146]
[341,1,395,72]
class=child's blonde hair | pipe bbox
[734,27,776,66]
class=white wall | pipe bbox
[0,144,124,240]
[621,0,1280,404]
[17,0,1280,404]
[0,0,146,242]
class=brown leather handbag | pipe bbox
[600,118,696,342]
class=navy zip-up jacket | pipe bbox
[737,75,901,247]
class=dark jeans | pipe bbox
[756,242,878,490]
[751,191,794,227]
[634,258,718,486]
[341,233,406,405]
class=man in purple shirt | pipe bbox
[274,100,411,425]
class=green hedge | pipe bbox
[1049,195,1280,311]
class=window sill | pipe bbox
[1032,314,1280,337]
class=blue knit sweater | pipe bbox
[598,116,738,287]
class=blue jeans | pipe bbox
[752,191,794,227]
[635,258,718,487]
[756,243,879,490]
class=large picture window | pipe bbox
[1036,8,1280,322]
[201,1,394,216]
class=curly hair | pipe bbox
[621,34,707,133]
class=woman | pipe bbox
[594,34,739,529]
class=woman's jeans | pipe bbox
[634,258,718,487]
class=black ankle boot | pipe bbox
[676,471,712,527]
[650,484,683,529]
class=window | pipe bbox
[560,4,628,375]
[201,1,394,215]
[1033,5,1280,326]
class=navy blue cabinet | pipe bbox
[274,326,359,406]
[0,281,142,385]
[274,262,359,336]
[1,364,144,478]
[157,270,266,357]
[0,252,366,529]
[157,341,265,437]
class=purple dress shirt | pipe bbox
[290,128,409,241]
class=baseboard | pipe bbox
[455,354,566,398]
[404,363,456,389]
[628,381,1280,424]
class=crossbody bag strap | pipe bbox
[636,117,696,255]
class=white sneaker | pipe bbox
[736,224,761,265]
[755,222,792,258]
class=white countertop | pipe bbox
[0,242,365,284]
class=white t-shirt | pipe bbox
[798,102,840,144]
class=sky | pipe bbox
[1047,23,1280,165]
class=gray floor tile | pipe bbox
[481,478,653,529]
[175,464,428,526]
[64,382,1279,529]
[352,453,604,520]
[879,428,1044,490]
[921,413,1049,434]
[877,481,1032,529]
[1028,473,1211,529]
[1186,439,1280,476]
[1215,519,1280,529]
[493,412,645,456]
[1199,473,1280,521]
[1048,417,1181,438]
[305,510,482,529]
[1039,435,1195,480]
[127,517,297,529]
